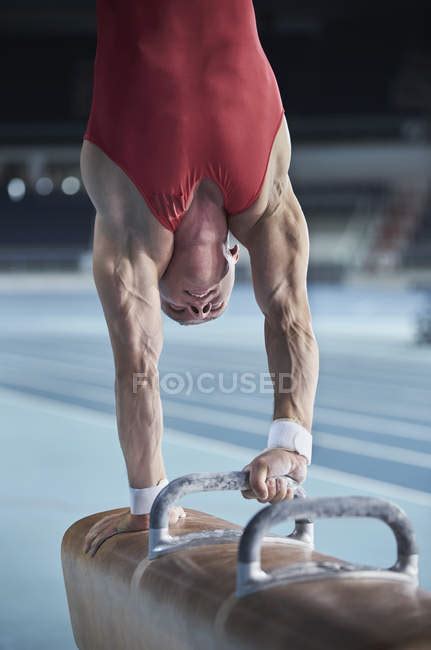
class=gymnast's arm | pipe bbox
[93,214,166,488]
[248,175,319,430]
[241,175,319,500]
[83,214,183,555]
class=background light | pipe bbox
[7,178,26,201]
[35,177,54,196]
[61,176,81,195]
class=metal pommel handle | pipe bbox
[237,496,419,597]
[148,471,310,560]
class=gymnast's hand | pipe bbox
[83,506,186,557]
[241,448,307,504]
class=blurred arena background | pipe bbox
[2,0,431,285]
[0,2,430,649]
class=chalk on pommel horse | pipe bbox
[62,471,431,650]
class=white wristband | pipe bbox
[267,419,312,465]
[129,478,169,515]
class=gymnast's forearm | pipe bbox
[264,297,319,432]
[114,363,166,489]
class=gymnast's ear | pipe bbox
[229,244,240,264]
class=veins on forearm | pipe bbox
[264,302,319,430]
[107,252,164,480]
[115,367,163,481]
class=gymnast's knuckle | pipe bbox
[294,463,307,484]
[252,475,266,487]
[253,457,267,470]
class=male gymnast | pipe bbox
[81,0,319,555]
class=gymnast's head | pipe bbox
[159,189,239,325]
[159,238,239,325]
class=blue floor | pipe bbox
[0,276,430,649]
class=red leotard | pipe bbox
[84,0,284,232]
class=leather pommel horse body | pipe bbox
[61,472,431,650]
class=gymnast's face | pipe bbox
[159,244,239,325]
